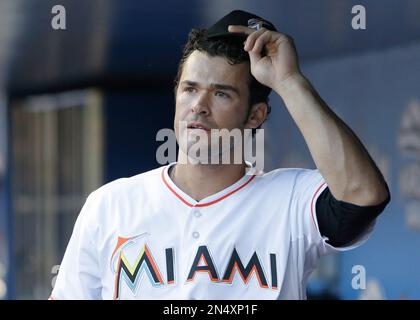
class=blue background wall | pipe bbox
[0,95,12,299]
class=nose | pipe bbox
[191,92,210,115]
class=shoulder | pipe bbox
[251,167,325,200]
[256,167,322,185]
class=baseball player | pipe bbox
[50,10,390,300]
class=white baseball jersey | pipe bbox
[51,162,374,300]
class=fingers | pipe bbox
[228,25,268,51]
[248,30,271,53]
[247,48,261,68]
[227,25,255,35]
[228,25,290,56]
[244,28,267,51]
[228,25,273,52]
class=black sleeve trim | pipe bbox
[315,186,390,247]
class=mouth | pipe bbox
[187,121,211,132]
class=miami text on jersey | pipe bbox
[110,235,279,299]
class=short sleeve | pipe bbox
[292,169,375,258]
[50,191,104,300]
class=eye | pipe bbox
[184,86,196,93]
[215,91,230,98]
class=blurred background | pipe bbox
[0,0,419,299]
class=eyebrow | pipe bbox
[181,80,240,95]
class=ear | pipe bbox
[245,102,269,129]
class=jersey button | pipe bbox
[194,210,202,218]
[192,231,200,239]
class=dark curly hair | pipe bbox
[174,28,272,120]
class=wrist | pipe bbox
[274,73,310,98]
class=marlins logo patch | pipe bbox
[247,18,272,30]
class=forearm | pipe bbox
[275,74,389,205]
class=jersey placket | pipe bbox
[178,204,207,297]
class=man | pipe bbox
[51,10,390,300]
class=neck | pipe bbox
[170,160,247,202]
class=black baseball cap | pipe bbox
[206,10,277,40]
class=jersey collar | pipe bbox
[161,162,256,208]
